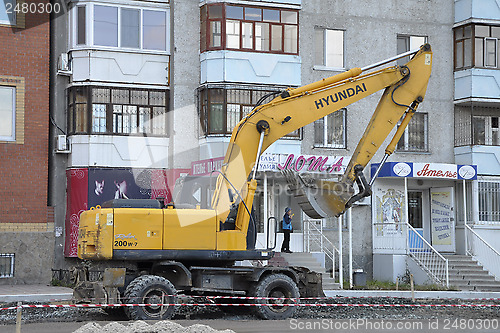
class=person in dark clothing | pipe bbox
[281,207,293,253]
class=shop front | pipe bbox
[190,153,350,253]
[370,162,477,282]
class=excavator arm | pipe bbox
[212,44,432,220]
[77,44,433,259]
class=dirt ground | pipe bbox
[1,297,500,332]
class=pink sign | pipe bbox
[277,154,347,174]
[191,157,225,176]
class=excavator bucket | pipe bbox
[282,169,355,219]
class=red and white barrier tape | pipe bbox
[2,302,500,311]
[199,295,500,301]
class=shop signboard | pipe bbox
[259,153,349,174]
[371,162,477,180]
[191,157,225,176]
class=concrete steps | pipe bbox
[443,254,500,292]
[269,252,340,290]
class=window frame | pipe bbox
[0,86,16,142]
[0,76,24,144]
[397,34,428,66]
[198,86,301,138]
[72,3,169,53]
[313,108,347,149]
[0,0,15,26]
[478,178,500,224]
[396,112,429,153]
[200,4,299,55]
[454,24,500,71]
[0,253,15,278]
[67,86,169,137]
[314,27,345,69]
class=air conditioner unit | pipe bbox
[56,135,71,153]
[57,53,71,74]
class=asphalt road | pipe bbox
[3,318,500,333]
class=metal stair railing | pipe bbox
[304,219,342,288]
[406,222,449,287]
[466,224,500,281]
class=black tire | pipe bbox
[252,273,299,320]
[123,275,177,320]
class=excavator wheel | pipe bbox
[123,275,177,320]
[252,273,299,320]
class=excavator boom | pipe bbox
[212,44,432,219]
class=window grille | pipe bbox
[0,254,14,278]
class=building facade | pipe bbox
[0,0,52,284]
[41,0,499,286]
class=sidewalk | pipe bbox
[325,289,500,299]
[0,284,73,303]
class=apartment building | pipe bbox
[452,0,500,280]
[46,0,500,287]
[0,0,52,284]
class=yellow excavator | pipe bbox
[76,44,432,320]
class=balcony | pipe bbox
[455,145,500,175]
[70,49,169,87]
[455,0,500,24]
[200,50,301,86]
[455,68,500,103]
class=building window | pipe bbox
[455,106,500,147]
[200,4,298,55]
[454,24,500,70]
[121,8,140,48]
[0,0,15,25]
[397,35,427,65]
[74,4,169,52]
[0,86,15,141]
[76,5,86,45]
[314,108,346,148]
[473,116,500,145]
[68,86,169,136]
[396,112,428,152]
[94,5,118,47]
[0,254,14,278]
[198,86,300,138]
[315,28,344,68]
[478,180,500,224]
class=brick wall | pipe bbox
[0,7,50,231]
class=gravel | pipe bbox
[1,296,499,332]
[73,320,235,333]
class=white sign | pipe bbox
[430,187,455,252]
[413,163,457,179]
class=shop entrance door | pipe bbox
[408,191,424,248]
[430,187,456,253]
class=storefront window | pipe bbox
[478,180,500,223]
